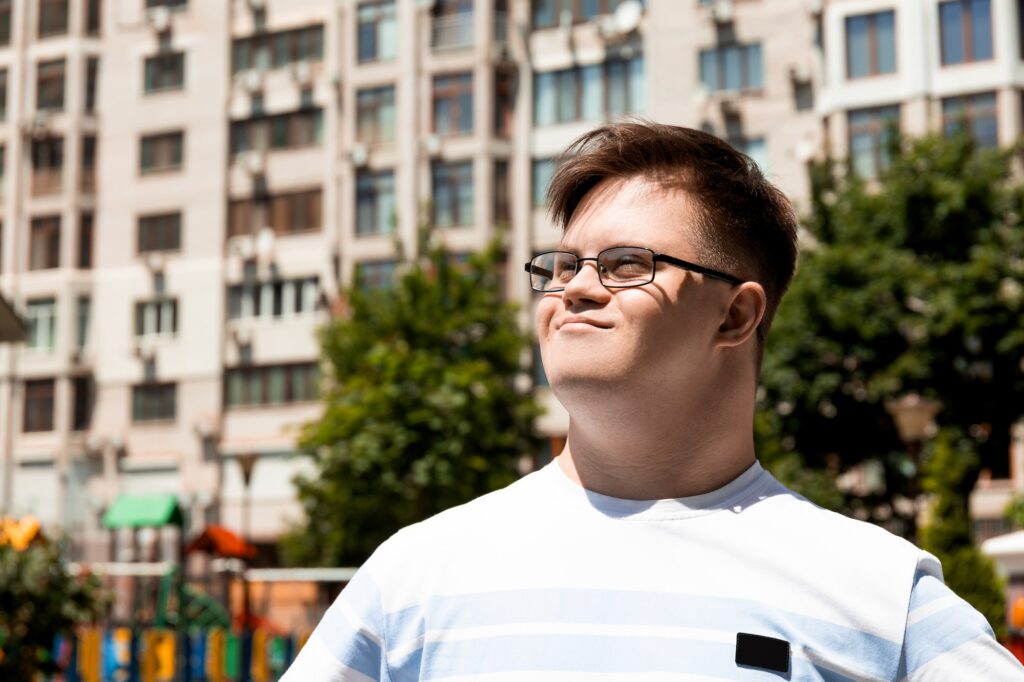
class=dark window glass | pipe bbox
[846,11,896,78]
[0,69,7,120]
[140,131,184,173]
[494,160,510,225]
[81,135,96,193]
[78,212,93,269]
[848,105,900,179]
[494,69,516,137]
[37,59,66,111]
[72,376,94,431]
[356,170,396,236]
[699,43,762,93]
[356,85,396,144]
[358,0,397,62]
[224,363,318,407]
[32,138,64,196]
[229,109,323,154]
[39,0,68,38]
[138,212,182,253]
[532,158,556,206]
[132,383,176,423]
[940,0,993,65]
[144,52,185,93]
[86,0,101,35]
[24,380,56,432]
[226,277,318,320]
[232,25,324,73]
[431,160,473,227]
[433,73,474,135]
[942,91,998,147]
[534,55,645,125]
[85,58,99,113]
[228,189,322,238]
[355,260,397,290]
[29,216,61,270]
[0,0,11,45]
[76,295,90,348]
[134,298,178,337]
[146,0,187,8]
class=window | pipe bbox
[38,0,68,38]
[358,0,397,62]
[30,216,61,270]
[534,55,645,125]
[144,52,185,93]
[140,131,184,174]
[849,105,900,179]
[134,298,178,337]
[431,0,473,50]
[32,138,64,195]
[433,73,474,135]
[700,43,762,93]
[494,160,510,225]
[85,58,98,113]
[72,376,94,431]
[532,158,556,206]
[230,109,323,155]
[532,0,634,28]
[356,260,398,290]
[495,70,515,137]
[356,86,396,144]
[228,188,322,238]
[227,277,319,320]
[846,11,896,78]
[138,212,182,253]
[37,59,66,111]
[24,380,55,432]
[943,92,998,147]
[356,170,395,236]
[86,0,101,35]
[732,137,769,173]
[232,25,324,73]
[81,135,96,192]
[225,363,318,408]
[146,0,187,8]
[432,160,473,227]
[0,69,6,120]
[26,298,57,351]
[0,0,10,45]
[939,0,993,65]
[78,213,93,269]
[76,295,90,348]
[132,383,176,423]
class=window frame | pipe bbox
[355,169,396,236]
[431,159,474,228]
[939,0,994,66]
[845,10,897,79]
[36,58,66,112]
[140,130,184,175]
[144,51,186,94]
[131,382,177,424]
[138,212,183,253]
[356,85,397,145]
[29,216,61,270]
[432,72,474,136]
[24,379,56,432]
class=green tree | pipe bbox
[281,234,541,567]
[920,428,1006,639]
[0,538,107,679]
[757,131,1023,627]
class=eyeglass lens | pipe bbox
[529,248,655,291]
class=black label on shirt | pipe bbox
[735,632,790,673]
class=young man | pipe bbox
[284,123,1024,680]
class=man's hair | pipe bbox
[547,120,799,360]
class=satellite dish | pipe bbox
[613,0,642,34]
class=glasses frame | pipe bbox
[524,246,745,293]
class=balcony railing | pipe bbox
[431,12,474,50]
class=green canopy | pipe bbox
[102,493,183,529]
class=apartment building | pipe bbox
[0,0,1019,561]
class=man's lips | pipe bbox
[556,315,613,330]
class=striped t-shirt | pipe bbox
[283,459,1024,681]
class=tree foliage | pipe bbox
[281,235,540,567]
[757,132,1023,629]
[0,538,107,679]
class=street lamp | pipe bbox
[886,393,942,543]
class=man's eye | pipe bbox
[608,257,648,274]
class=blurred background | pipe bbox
[1,0,1023,679]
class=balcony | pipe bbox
[431,12,473,51]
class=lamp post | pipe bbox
[237,452,258,682]
[886,393,942,543]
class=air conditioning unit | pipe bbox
[239,69,264,94]
[789,63,812,84]
[146,6,172,32]
[239,150,266,175]
[256,226,276,262]
[291,61,313,86]
[144,252,165,273]
[133,341,156,362]
[24,111,53,139]
[710,0,734,24]
[423,134,442,157]
[718,93,741,117]
[808,0,823,16]
[229,235,257,260]
[230,327,253,346]
[598,0,642,38]
[349,143,369,167]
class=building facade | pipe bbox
[0,0,1020,559]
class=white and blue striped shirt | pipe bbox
[284,459,1024,681]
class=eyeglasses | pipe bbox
[524,246,744,293]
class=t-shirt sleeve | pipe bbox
[280,566,389,682]
[900,553,1024,681]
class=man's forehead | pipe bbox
[559,176,697,249]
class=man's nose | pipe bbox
[562,260,608,303]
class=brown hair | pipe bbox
[547,120,799,356]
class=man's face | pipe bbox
[536,177,731,400]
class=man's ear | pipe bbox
[717,282,766,348]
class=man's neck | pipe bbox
[554,394,757,500]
